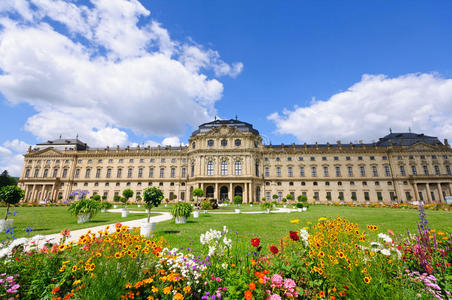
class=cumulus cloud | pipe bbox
[0,0,242,147]
[269,73,452,143]
[0,140,30,176]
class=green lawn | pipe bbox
[0,207,155,239]
[154,205,451,253]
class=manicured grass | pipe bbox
[0,206,156,239]
[155,205,451,253]
[129,203,276,212]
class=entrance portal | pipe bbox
[220,186,228,203]
[206,186,214,198]
[234,186,242,197]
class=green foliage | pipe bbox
[296,203,304,208]
[261,197,266,202]
[136,196,142,202]
[260,202,272,210]
[233,195,242,205]
[101,202,113,209]
[192,188,204,198]
[272,194,279,200]
[119,197,128,206]
[282,197,287,203]
[298,195,308,203]
[122,188,134,201]
[0,171,17,188]
[0,185,24,220]
[68,199,100,217]
[170,202,193,218]
[201,200,212,210]
[143,187,163,222]
[286,194,294,201]
[91,194,101,201]
[113,195,121,203]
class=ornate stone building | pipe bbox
[18,119,452,204]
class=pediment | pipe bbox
[204,125,246,137]
[28,148,65,157]
[406,142,437,151]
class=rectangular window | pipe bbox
[310,157,315,161]
[207,162,214,176]
[266,192,271,201]
[119,159,123,163]
[314,191,319,201]
[382,156,387,160]
[96,169,101,178]
[348,166,353,177]
[434,165,440,175]
[372,166,378,177]
[335,166,341,177]
[128,168,133,178]
[276,167,281,177]
[191,164,195,177]
[43,169,48,178]
[75,169,80,178]
[62,169,68,178]
[161,158,166,163]
[85,169,90,178]
[384,166,390,177]
[300,167,305,177]
[311,166,317,177]
[53,169,58,178]
[334,156,339,161]
[117,169,122,178]
[360,166,365,177]
[108,159,113,163]
[106,169,111,178]
[377,191,383,201]
[400,166,406,176]
[322,157,327,161]
[405,191,411,201]
[278,192,283,201]
[265,167,270,177]
[411,166,417,175]
[339,191,344,201]
[390,192,395,201]
[351,191,357,201]
[160,168,164,178]
[149,168,154,178]
[326,191,331,200]
[288,167,293,177]
[419,191,424,201]
[171,168,176,178]
[138,168,143,178]
[423,166,429,175]
[446,165,451,175]
[323,167,329,177]
[182,168,186,178]
[235,161,242,175]
[364,191,370,201]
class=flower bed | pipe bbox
[0,214,450,299]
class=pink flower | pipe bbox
[267,295,282,300]
[271,274,283,287]
[283,278,296,290]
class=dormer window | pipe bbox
[207,140,214,147]
[235,139,241,146]
[221,139,228,146]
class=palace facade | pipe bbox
[18,119,452,204]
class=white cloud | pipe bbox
[0,140,30,176]
[161,136,184,147]
[0,0,242,147]
[269,73,452,143]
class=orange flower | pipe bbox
[248,282,256,290]
[244,290,253,300]
[339,291,346,297]
[52,286,61,294]
[331,296,336,300]
[318,291,325,298]
[174,293,184,300]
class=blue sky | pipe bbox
[1,0,452,175]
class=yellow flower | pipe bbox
[163,286,172,294]
[174,293,184,300]
[125,283,132,289]
[290,219,299,224]
[318,217,327,222]
[95,252,102,257]
[151,286,158,293]
[73,280,81,286]
[183,286,192,294]
[72,265,78,272]
[364,276,372,284]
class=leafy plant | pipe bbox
[261,202,272,210]
[171,202,193,218]
[68,198,100,218]
[122,189,134,207]
[101,202,113,209]
[233,195,242,206]
[91,194,101,201]
[192,188,204,210]
[272,194,279,200]
[286,194,294,202]
[0,185,24,220]
[201,200,212,210]
[113,195,121,203]
[143,187,163,222]
[282,197,287,204]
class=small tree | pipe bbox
[282,197,287,204]
[233,195,243,206]
[192,188,204,210]
[272,194,279,202]
[122,188,134,207]
[136,195,142,203]
[0,185,24,220]
[171,194,177,202]
[113,195,121,203]
[261,197,267,202]
[286,194,294,203]
[91,194,101,201]
[102,195,107,201]
[298,195,308,203]
[143,187,163,223]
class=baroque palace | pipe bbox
[18,119,452,204]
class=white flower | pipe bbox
[378,233,393,244]
[380,249,391,256]
[223,237,232,248]
[370,242,383,248]
[299,229,309,246]
[221,263,228,269]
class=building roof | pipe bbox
[36,138,88,150]
[376,132,442,146]
[191,119,260,136]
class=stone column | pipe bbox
[426,183,432,203]
[413,183,419,202]
[50,184,55,202]
[437,183,443,203]
[229,182,233,201]
[31,185,36,203]
[215,182,218,201]
[244,182,248,203]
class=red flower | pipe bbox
[269,246,279,254]
[251,238,260,247]
[289,231,299,241]
[52,286,61,294]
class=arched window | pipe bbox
[234,161,242,175]
[221,161,228,176]
[207,161,214,176]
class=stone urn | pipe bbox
[175,216,187,224]
[193,211,200,218]
[140,222,156,238]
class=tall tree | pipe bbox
[0,171,17,188]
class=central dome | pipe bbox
[191,119,260,136]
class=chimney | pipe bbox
[444,139,449,147]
